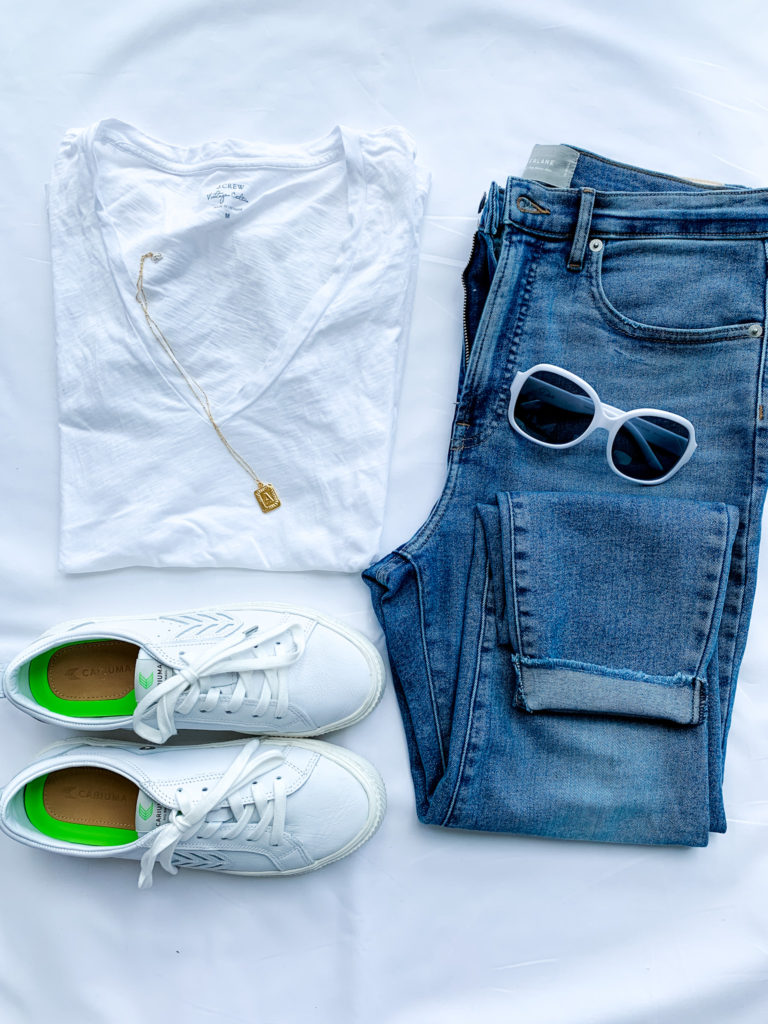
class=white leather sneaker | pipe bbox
[0,737,386,888]
[2,604,385,742]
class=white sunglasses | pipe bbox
[507,364,697,485]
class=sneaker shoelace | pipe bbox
[132,622,306,743]
[138,738,288,889]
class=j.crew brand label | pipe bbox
[204,182,250,218]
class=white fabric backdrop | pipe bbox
[1,2,767,1021]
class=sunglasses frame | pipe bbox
[507,363,697,485]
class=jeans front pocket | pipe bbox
[480,490,739,725]
[588,237,765,343]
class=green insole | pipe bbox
[24,767,139,846]
[28,640,139,718]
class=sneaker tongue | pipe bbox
[135,790,171,835]
[134,649,171,697]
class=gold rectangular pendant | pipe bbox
[254,483,281,513]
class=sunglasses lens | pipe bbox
[611,415,691,482]
[513,371,595,446]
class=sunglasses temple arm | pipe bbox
[628,419,691,456]
[522,378,596,416]
[619,420,664,473]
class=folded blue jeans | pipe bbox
[364,146,768,846]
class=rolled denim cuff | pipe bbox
[479,491,739,726]
[515,659,701,724]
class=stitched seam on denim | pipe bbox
[757,243,768,411]
[510,221,768,243]
[722,242,768,734]
[480,241,543,443]
[395,444,463,558]
[508,185,768,206]
[441,565,490,828]
[591,229,768,240]
[402,551,447,771]
[457,227,518,422]
[517,656,699,688]
[505,222,576,242]
[505,493,525,658]
[692,506,732,681]
[512,654,532,712]
[505,495,531,711]
[590,184,768,197]
[587,246,757,343]
[567,188,596,271]
[368,550,408,585]
[464,239,544,449]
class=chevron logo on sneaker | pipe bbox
[170,850,228,870]
[138,671,154,689]
[138,800,154,821]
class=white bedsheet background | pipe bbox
[1,2,768,1021]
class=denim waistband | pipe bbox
[482,145,768,240]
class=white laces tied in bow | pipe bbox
[138,739,288,889]
[132,622,306,743]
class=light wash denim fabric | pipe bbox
[364,147,768,846]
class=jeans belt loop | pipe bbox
[567,187,596,272]
[479,181,501,236]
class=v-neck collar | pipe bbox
[81,119,367,425]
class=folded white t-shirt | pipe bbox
[49,119,429,572]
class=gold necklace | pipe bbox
[135,252,281,513]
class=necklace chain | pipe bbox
[135,253,281,513]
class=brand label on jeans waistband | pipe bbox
[523,145,579,188]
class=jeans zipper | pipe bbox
[462,230,480,366]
